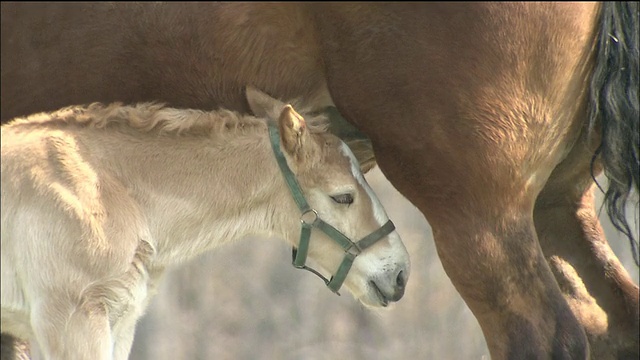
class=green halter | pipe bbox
[268,123,395,294]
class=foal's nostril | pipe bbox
[389,270,406,302]
[396,270,406,289]
[372,269,407,304]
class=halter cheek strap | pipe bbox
[268,123,395,294]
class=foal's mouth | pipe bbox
[370,281,389,307]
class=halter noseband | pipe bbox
[268,123,395,294]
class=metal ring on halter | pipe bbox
[300,209,318,225]
[345,243,362,257]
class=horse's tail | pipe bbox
[589,1,639,265]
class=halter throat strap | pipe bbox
[268,122,395,294]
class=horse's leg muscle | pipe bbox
[444,226,586,359]
[535,138,640,360]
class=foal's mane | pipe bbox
[5,101,330,137]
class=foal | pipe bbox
[0,88,410,360]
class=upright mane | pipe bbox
[3,101,330,138]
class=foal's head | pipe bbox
[247,87,410,307]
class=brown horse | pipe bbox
[1,2,638,359]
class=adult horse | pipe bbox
[1,2,638,359]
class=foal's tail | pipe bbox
[589,1,639,265]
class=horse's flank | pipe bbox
[1,2,637,359]
[0,3,333,122]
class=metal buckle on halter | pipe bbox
[300,209,318,225]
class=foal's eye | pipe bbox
[330,194,354,205]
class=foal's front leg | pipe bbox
[31,292,113,360]
[112,322,137,360]
[111,295,155,360]
[112,263,163,360]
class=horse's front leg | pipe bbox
[372,141,589,359]
[30,291,112,360]
[430,203,588,359]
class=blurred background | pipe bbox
[28,170,638,360]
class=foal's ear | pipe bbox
[278,105,308,158]
[245,85,286,119]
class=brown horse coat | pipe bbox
[1,2,638,359]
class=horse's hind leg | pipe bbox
[30,293,112,360]
[534,138,639,360]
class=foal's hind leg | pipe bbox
[535,139,639,360]
[30,292,112,360]
[0,333,30,360]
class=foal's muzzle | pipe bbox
[268,123,395,294]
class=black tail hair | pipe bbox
[589,2,640,265]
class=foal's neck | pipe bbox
[109,125,293,266]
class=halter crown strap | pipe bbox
[268,124,311,213]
